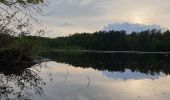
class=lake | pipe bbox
[1,51,170,100]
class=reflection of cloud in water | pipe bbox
[102,69,166,80]
[28,62,170,100]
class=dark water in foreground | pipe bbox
[1,52,170,100]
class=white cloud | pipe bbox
[103,23,168,34]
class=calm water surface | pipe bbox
[1,52,170,100]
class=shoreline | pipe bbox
[51,50,170,54]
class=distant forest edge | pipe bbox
[1,29,170,64]
[41,29,170,52]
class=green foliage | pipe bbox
[0,35,40,62]
[42,30,170,52]
[1,29,170,63]
[0,33,14,49]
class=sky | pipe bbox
[38,0,170,37]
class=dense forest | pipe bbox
[42,29,170,52]
[1,29,170,64]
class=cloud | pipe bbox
[44,0,104,18]
[57,22,74,27]
[38,0,170,37]
[103,23,168,34]
[102,69,160,80]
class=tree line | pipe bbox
[42,29,170,52]
[1,29,170,63]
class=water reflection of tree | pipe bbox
[0,64,46,100]
[42,51,170,75]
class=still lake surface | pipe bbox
[1,51,170,100]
